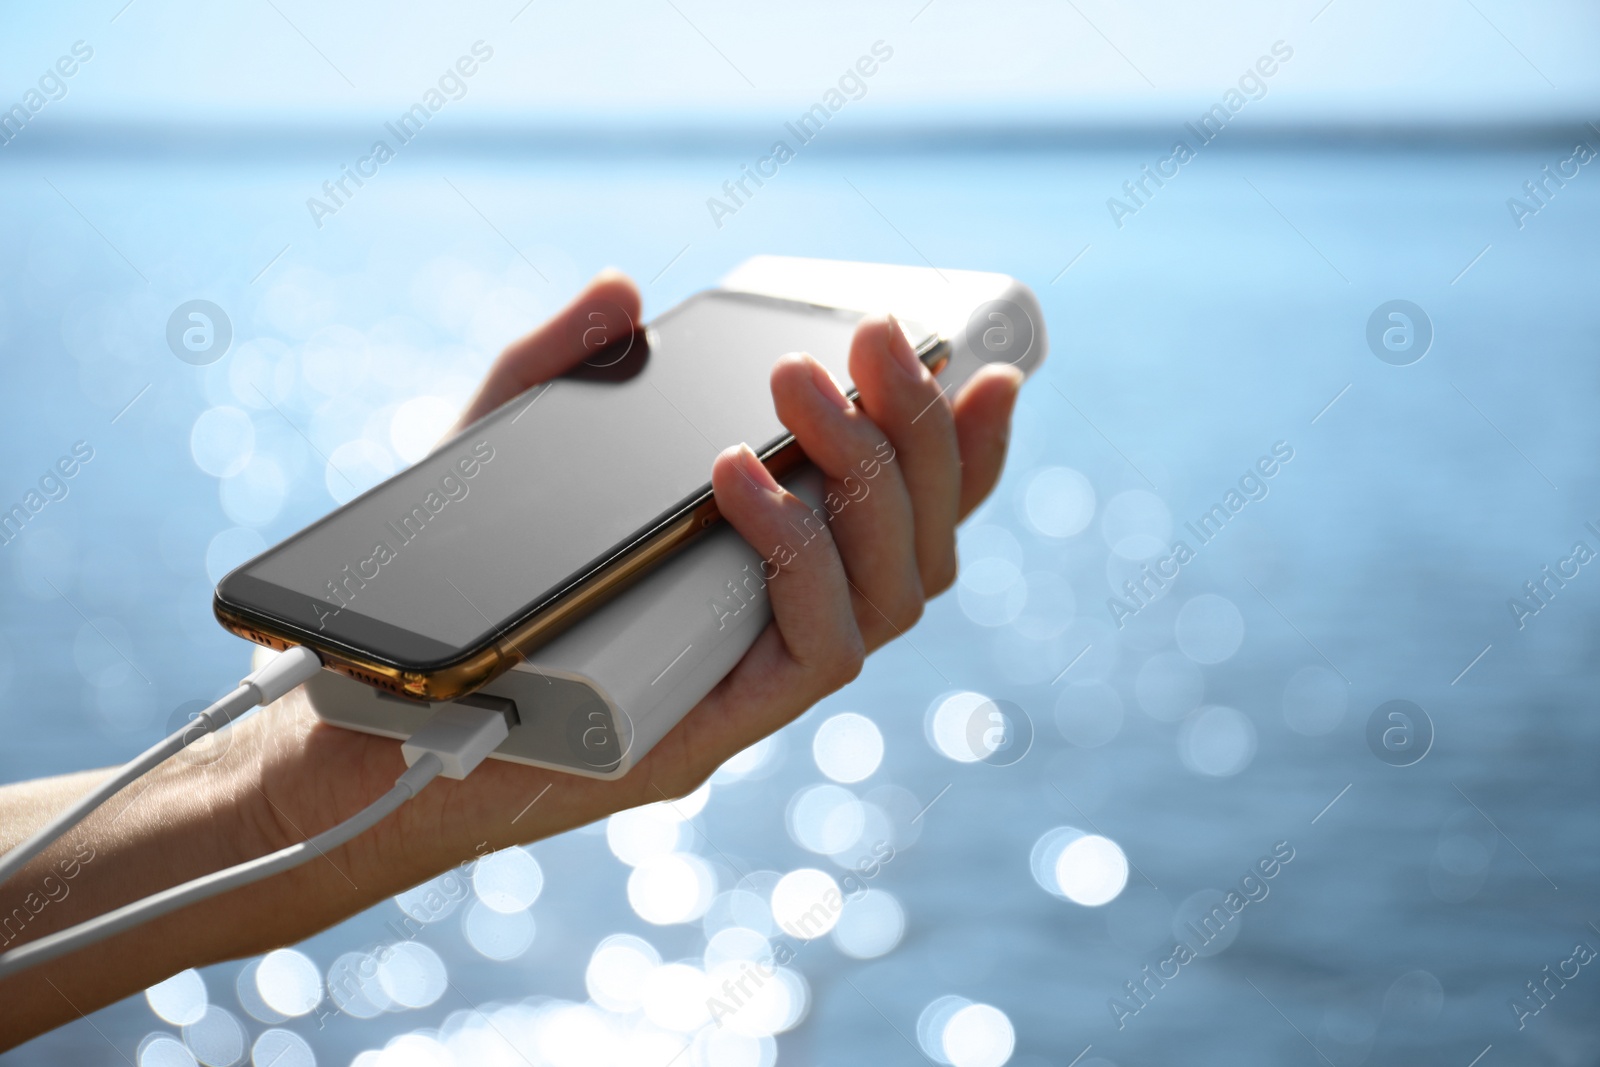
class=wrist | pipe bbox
[236,688,523,916]
[0,720,312,1046]
[230,691,436,920]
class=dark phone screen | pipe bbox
[222,292,882,662]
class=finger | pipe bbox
[709,442,864,700]
[769,353,922,651]
[951,363,1024,519]
[848,315,964,596]
[453,269,642,430]
[639,366,1023,796]
[638,444,868,794]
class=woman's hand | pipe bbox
[0,269,1023,1046]
[354,267,1020,848]
[257,266,1022,889]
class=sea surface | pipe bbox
[2,127,1598,1066]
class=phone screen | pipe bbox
[217,291,908,668]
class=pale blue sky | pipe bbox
[2,0,1595,129]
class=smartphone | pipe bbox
[215,290,949,701]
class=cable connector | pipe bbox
[241,645,323,705]
[400,703,512,780]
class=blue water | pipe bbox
[3,131,1599,1065]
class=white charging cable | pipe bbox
[0,646,325,892]
[0,695,511,979]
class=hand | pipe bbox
[0,270,1023,1043]
[254,267,1025,904]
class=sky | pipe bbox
[2,0,1596,131]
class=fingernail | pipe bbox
[883,313,926,380]
[808,357,853,412]
[736,443,781,493]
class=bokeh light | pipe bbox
[463,900,537,960]
[473,845,544,913]
[955,525,1027,627]
[234,961,287,1025]
[642,962,711,1031]
[1180,705,1258,778]
[1054,835,1130,907]
[785,783,866,855]
[1031,827,1130,906]
[204,527,266,586]
[326,951,391,1019]
[704,926,771,970]
[249,1029,314,1067]
[1135,652,1205,722]
[189,407,255,478]
[830,889,906,959]
[628,852,717,925]
[942,1003,1015,1067]
[607,804,687,867]
[691,1028,777,1067]
[769,869,841,939]
[389,395,458,463]
[917,995,970,1064]
[376,942,448,1010]
[1021,466,1095,537]
[146,969,208,1027]
[927,690,1010,763]
[255,949,322,1018]
[139,1035,197,1067]
[811,712,884,783]
[181,1006,246,1067]
[587,934,661,1013]
[1174,594,1245,664]
[703,883,777,939]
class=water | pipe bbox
[2,131,1598,1065]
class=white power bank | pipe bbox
[299,256,1048,779]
